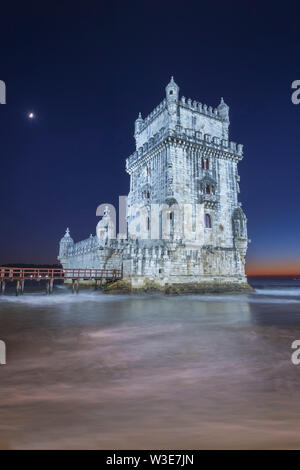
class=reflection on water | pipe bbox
[0,279,300,449]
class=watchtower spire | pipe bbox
[134,112,143,135]
[165,76,179,101]
[217,97,229,121]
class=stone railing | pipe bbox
[66,235,101,257]
[200,193,218,207]
[126,127,243,170]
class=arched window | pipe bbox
[205,214,212,228]
[205,184,210,194]
[206,158,209,170]
[201,157,205,169]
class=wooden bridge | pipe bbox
[0,267,122,295]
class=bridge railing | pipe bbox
[0,267,122,280]
[0,268,63,280]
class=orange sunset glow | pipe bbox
[246,260,300,276]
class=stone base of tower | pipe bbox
[103,276,252,294]
[59,238,252,294]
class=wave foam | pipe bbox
[254,288,300,297]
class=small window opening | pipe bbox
[205,214,212,228]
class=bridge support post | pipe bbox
[21,280,25,294]
[0,281,5,294]
[46,279,54,295]
[72,279,79,294]
[16,280,21,296]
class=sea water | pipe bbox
[0,279,300,449]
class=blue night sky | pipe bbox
[0,1,300,273]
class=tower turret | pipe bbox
[217,97,230,138]
[217,97,229,121]
[232,207,248,274]
[96,206,115,244]
[165,76,179,101]
[58,228,74,260]
[166,76,179,124]
[134,112,143,136]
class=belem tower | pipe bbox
[58,77,250,293]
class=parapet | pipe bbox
[126,126,243,171]
[179,96,223,121]
[135,99,167,135]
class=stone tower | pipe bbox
[59,78,250,292]
[125,77,248,288]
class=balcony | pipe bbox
[200,193,217,208]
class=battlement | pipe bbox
[179,96,222,120]
[136,96,224,134]
[138,99,167,133]
[127,126,243,172]
[136,92,224,132]
[65,235,100,257]
[61,234,130,259]
[134,78,230,150]
[135,96,223,137]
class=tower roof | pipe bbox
[60,227,74,244]
[166,76,179,91]
[218,97,229,109]
[217,97,229,121]
[165,76,179,100]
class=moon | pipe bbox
[28,112,35,119]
